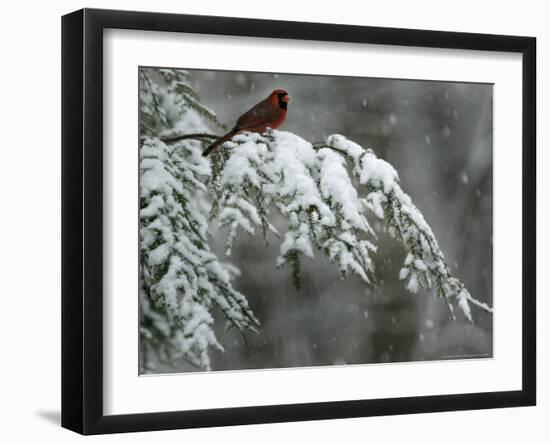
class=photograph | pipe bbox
[138,67,494,374]
[0,1,542,440]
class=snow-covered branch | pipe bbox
[139,137,259,370]
[209,130,493,321]
[139,68,258,371]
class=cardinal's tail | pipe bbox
[202,130,237,157]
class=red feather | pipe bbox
[202,89,290,157]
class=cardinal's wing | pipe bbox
[234,99,278,131]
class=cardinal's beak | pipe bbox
[282,94,291,103]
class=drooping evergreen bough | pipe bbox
[139,68,493,371]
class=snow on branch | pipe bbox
[209,130,493,320]
[324,134,493,320]
[139,68,258,371]
[140,137,259,370]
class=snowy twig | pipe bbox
[160,133,219,144]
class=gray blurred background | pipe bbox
[180,69,492,372]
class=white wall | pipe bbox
[0,1,545,441]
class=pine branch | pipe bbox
[138,69,258,371]
[209,130,492,322]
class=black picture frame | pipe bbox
[61,8,536,435]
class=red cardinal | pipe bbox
[202,89,291,157]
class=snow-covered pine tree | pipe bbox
[139,68,259,371]
[140,68,493,371]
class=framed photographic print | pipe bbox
[61,8,536,435]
